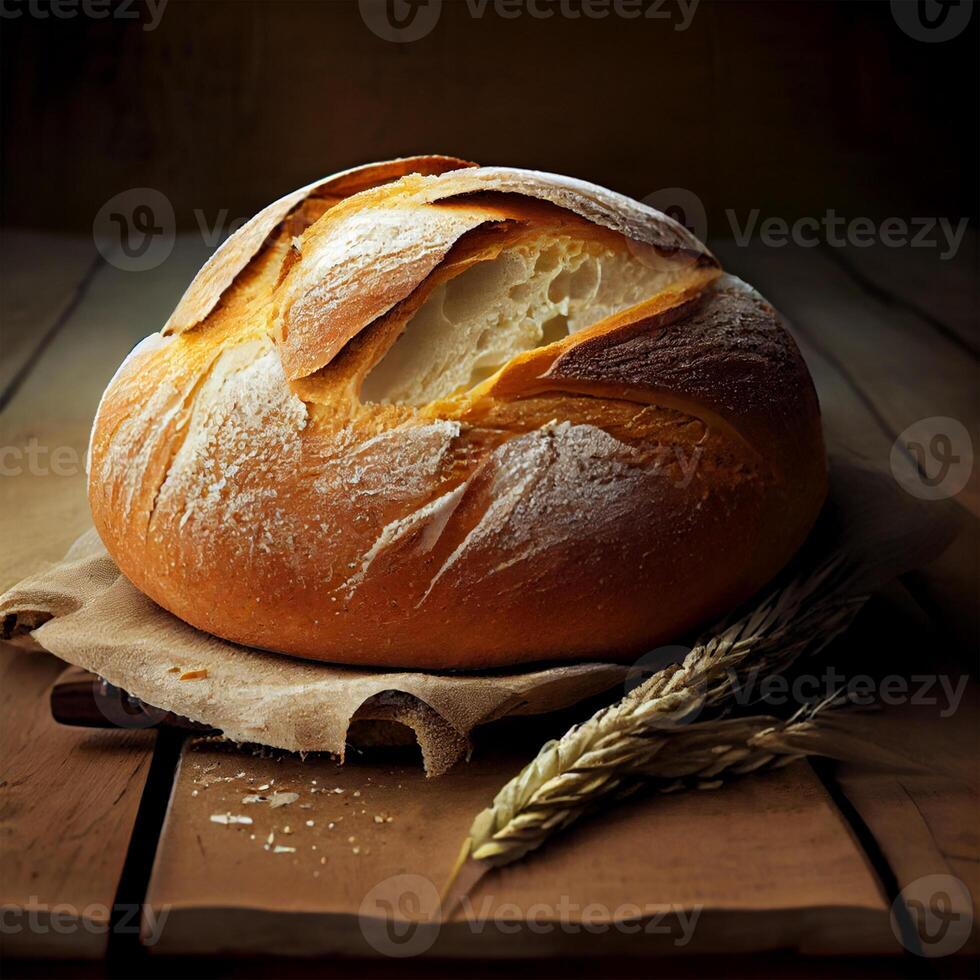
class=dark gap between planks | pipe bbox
[0,253,103,414]
[105,728,184,975]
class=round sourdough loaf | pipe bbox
[88,156,827,669]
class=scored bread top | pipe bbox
[89,157,825,669]
[164,160,716,380]
[163,155,478,336]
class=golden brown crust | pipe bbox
[272,181,712,383]
[274,195,528,381]
[88,160,826,670]
[164,155,476,337]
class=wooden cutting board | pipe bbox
[142,738,895,958]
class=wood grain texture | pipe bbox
[717,238,978,960]
[825,233,979,356]
[0,645,154,959]
[144,740,893,957]
[0,232,213,591]
[715,241,979,515]
[717,239,979,656]
[0,231,98,407]
[830,586,979,958]
[0,234,207,959]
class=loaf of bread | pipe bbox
[88,156,827,669]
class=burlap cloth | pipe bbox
[0,454,958,774]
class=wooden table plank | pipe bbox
[801,235,980,658]
[0,231,99,408]
[0,233,210,960]
[0,234,212,590]
[715,240,980,516]
[143,740,893,957]
[716,239,979,959]
[0,644,155,959]
[824,233,979,357]
[828,584,979,958]
[717,238,979,655]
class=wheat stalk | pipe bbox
[445,557,867,895]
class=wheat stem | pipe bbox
[453,556,867,879]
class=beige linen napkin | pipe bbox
[0,529,627,774]
[0,453,958,774]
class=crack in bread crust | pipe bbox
[88,159,826,669]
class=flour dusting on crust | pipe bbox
[343,481,468,595]
[419,421,651,604]
[149,340,308,555]
[321,419,461,502]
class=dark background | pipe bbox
[1,0,976,235]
